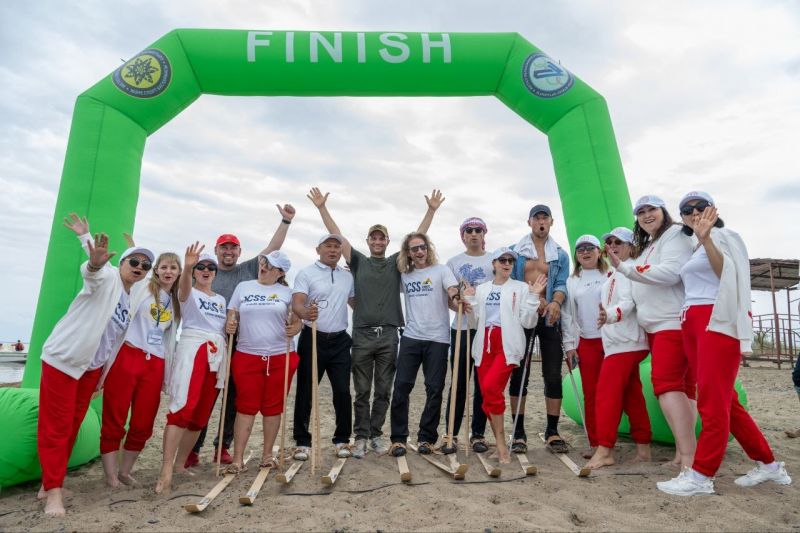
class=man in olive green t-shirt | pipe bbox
[307,187,444,457]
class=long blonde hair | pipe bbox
[397,232,438,274]
[149,252,182,324]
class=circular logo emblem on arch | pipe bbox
[522,53,574,98]
[112,49,171,98]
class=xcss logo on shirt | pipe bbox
[406,277,434,295]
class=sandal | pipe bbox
[417,441,433,455]
[259,457,279,469]
[225,463,248,474]
[389,442,407,457]
[440,436,458,455]
[510,438,528,454]
[545,436,569,454]
[470,436,489,454]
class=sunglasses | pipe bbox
[127,257,152,271]
[464,227,484,234]
[576,245,597,253]
[194,263,218,272]
[496,257,515,265]
[679,200,711,216]
[605,239,625,246]
[410,244,428,253]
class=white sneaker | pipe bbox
[657,468,715,496]
[293,446,310,461]
[335,442,352,458]
[735,461,792,487]
[370,436,389,455]
[352,439,367,459]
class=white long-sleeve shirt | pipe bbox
[600,260,649,356]
[561,269,607,351]
[616,225,693,333]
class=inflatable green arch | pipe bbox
[2,30,634,487]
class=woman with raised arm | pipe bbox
[224,251,302,473]
[560,235,610,458]
[657,192,791,496]
[155,243,227,493]
[38,215,152,516]
[585,227,651,470]
[464,247,544,463]
[607,196,695,470]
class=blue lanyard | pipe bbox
[155,293,171,326]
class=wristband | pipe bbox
[551,300,562,307]
[282,218,292,225]
[87,262,101,272]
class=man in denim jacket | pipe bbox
[509,204,571,453]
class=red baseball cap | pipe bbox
[216,234,240,246]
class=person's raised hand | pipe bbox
[307,187,329,209]
[87,233,116,269]
[695,206,718,244]
[278,203,296,221]
[184,241,205,270]
[528,274,547,295]
[605,244,621,268]
[63,213,89,236]
[425,189,445,211]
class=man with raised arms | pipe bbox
[509,204,571,453]
[307,187,444,458]
[189,204,296,467]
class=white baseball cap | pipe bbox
[120,246,155,263]
[260,250,291,272]
[317,234,344,246]
[197,253,218,266]
[491,246,518,261]
[602,227,634,244]
[632,195,666,215]
[679,191,715,210]
[575,234,601,248]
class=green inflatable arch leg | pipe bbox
[2,30,633,487]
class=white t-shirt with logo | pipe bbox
[446,252,493,330]
[401,264,458,344]
[89,290,130,370]
[485,285,502,327]
[125,289,174,358]
[180,288,227,335]
[572,269,606,340]
[229,281,295,356]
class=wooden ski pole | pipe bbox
[446,302,463,450]
[279,310,293,469]
[464,327,472,456]
[215,333,234,477]
[311,317,319,473]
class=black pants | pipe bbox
[390,336,449,444]
[193,338,237,453]
[444,328,487,438]
[293,326,353,447]
[508,317,564,400]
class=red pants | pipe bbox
[648,330,696,399]
[38,363,102,490]
[476,327,515,416]
[232,351,299,416]
[100,343,165,454]
[683,305,774,476]
[594,350,651,448]
[166,343,220,430]
[576,337,605,447]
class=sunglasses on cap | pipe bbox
[126,257,152,271]
[410,244,428,253]
[605,239,625,246]
[679,200,711,216]
[464,227,484,234]
[496,256,515,265]
[576,245,598,253]
[194,263,217,272]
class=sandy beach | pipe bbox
[1,361,798,532]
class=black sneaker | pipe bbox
[470,436,489,453]
[390,443,407,457]
[440,437,458,455]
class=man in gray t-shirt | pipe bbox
[307,187,443,457]
[189,204,295,466]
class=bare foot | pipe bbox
[581,447,596,459]
[173,467,196,477]
[628,444,652,464]
[154,475,171,494]
[585,454,615,470]
[37,484,46,500]
[118,472,137,486]
[498,452,511,464]
[105,472,120,488]
[43,488,65,517]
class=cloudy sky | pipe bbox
[1,0,798,341]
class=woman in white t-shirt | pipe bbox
[561,234,610,458]
[156,243,227,493]
[99,245,181,487]
[586,227,651,470]
[657,192,790,496]
[464,247,544,463]
[389,233,460,457]
[224,250,302,473]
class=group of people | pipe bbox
[36,187,791,516]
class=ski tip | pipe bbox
[400,472,412,482]
[321,476,333,485]
[579,467,591,477]
[490,468,501,477]
[184,504,202,513]
[239,496,254,505]
[525,466,538,476]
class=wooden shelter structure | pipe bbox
[749,258,799,367]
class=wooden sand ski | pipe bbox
[240,447,279,505]
[446,451,468,478]
[321,457,347,486]
[476,452,501,478]
[516,452,538,476]
[408,443,467,480]
[538,433,590,477]
[275,460,303,484]
[397,455,412,482]
[185,452,253,513]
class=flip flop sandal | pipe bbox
[545,438,570,454]
[389,443,407,457]
[470,437,489,453]
[417,442,434,455]
[511,438,528,454]
[259,457,279,469]
[225,463,248,474]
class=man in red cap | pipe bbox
[188,203,296,466]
